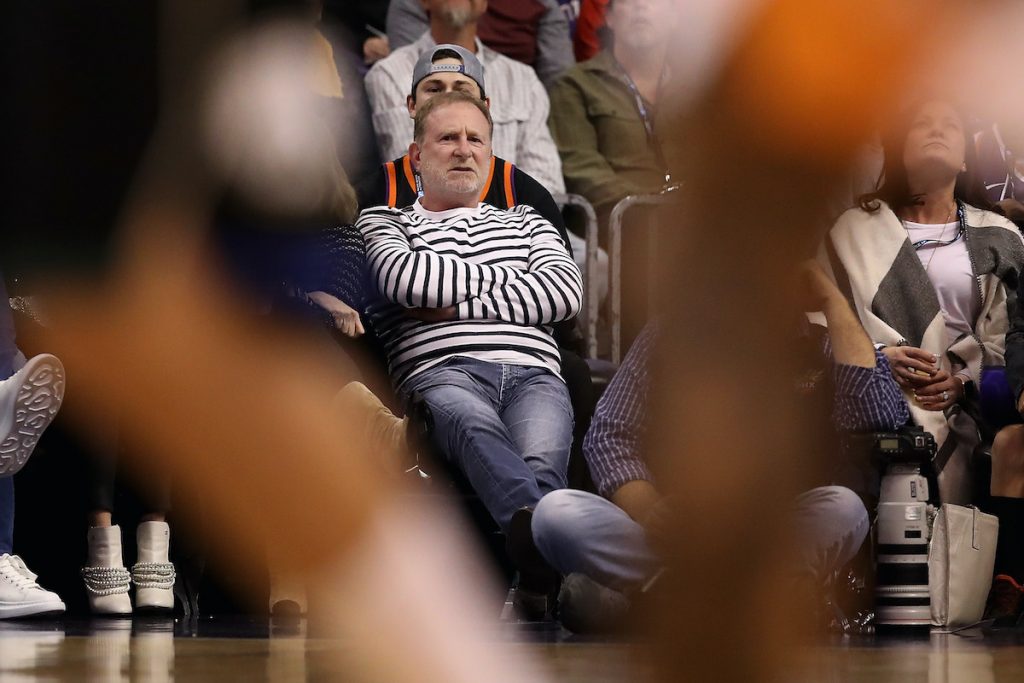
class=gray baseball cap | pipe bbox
[410,44,486,99]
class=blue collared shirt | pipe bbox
[584,325,911,500]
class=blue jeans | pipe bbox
[533,485,869,594]
[401,357,574,532]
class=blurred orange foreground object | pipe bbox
[724,0,971,161]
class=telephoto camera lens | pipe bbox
[875,464,932,628]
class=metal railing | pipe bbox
[553,193,600,359]
[608,190,681,364]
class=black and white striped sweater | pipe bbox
[357,201,583,388]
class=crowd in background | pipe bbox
[3,0,1024,638]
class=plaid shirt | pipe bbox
[828,339,910,433]
[584,325,910,500]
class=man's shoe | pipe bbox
[510,586,552,622]
[82,526,132,615]
[985,574,1024,625]
[505,508,559,621]
[506,508,558,587]
[133,522,175,613]
[0,554,66,619]
[556,573,631,635]
[0,354,65,477]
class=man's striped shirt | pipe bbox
[357,201,584,388]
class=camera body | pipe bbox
[871,426,937,627]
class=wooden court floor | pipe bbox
[2,618,1024,682]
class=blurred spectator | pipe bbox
[212,123,408,615]
[974,122,1024,229]
[990,262,1024,623]
[998,199,1024,229]
[323,0,390,65]
[557,0,580,40]
[306,10,382,188]
[987,117,1024,623]
[573,0,609,62]
[310,27,344,98]
[386,0,574,87]
[0,272,66,618]
[532,264,906,632]
[548,0,672,223]
[977,122,1022,205]
[358,93,582,613]
[820,98,1024,506]
[367,0,565,194]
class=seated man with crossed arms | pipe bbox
[356,91,583,603]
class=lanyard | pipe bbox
[906,200,966,251]
[610,56,671,184]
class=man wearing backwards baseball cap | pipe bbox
[364,0,564,195]
[358,46,570,249]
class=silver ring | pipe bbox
[942,391,949,401]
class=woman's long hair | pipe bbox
[858,98,992,214]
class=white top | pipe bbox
[364,32,566,194]
[903,220,978,346]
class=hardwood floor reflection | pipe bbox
[2,620,1024,682]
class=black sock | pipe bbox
[984,496,1024,583]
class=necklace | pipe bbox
[900,202,957,273]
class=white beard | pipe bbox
[419,158,482,197]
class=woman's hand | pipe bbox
[881,346,939,387]
[308,291,365,338]
[912,370,964,412]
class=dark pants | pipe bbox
[0,272,15,380]
[0,478,13,555]
[1,271,16,552]
[88,442,172,515]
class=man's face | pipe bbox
[607,0,676,52]
[420,0,487,28]
[413,101,492,201]
[408,57,484,116]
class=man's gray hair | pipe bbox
[413,91,493,145]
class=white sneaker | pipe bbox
[0,554,66,619]
[0,354,65,477]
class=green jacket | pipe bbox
[548,50,667,217]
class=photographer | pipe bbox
[530,262,910,632]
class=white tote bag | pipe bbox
[928,504,998,628]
